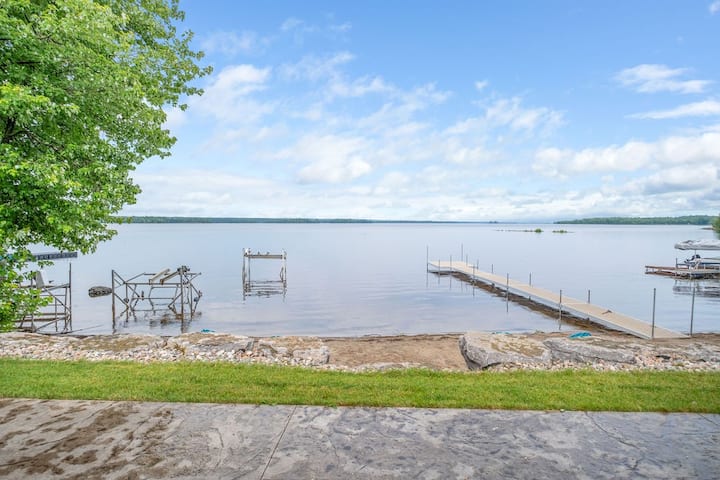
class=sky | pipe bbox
[123,0,720,221]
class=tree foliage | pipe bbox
[713,214,720,234]
[0,0,210,329]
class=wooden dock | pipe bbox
[645,265,720,279]
[428,260,686,340]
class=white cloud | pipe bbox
[629,100,720,119]
[533,129,720,176]
[328,75,393,98]
[629,165,718,195]
[710,1,720,14]
[126,170,281,216]
[194,64,273,122]
[373,172,411,195]
[276,134,373,184]
[616,64,711,94]
[405,83,452,106]
[446,96,563,136]
[281,17,306,32]
[474,80,489,91]
[279,52,354,82]
[162,106,186,131]
[330,22,352,33]
[200,31,267,56]
[486,97,563,131]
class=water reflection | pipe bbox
[672,280,720,300]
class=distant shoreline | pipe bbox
[113,216,502,224]
[112,215,717,226]
[555,215,715,226]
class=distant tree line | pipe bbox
[114,216,375,224]
[557,216,716,226]
[113,216,486,224]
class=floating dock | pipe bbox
[31,251,78,261]
[645,265,720,279]
[429,260,686,340]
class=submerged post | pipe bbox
[651,288,656,340]
[587,290,591,303]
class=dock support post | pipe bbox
[651,288,656,340]
[587,290,591,303]
[491,264,494,274]
[558,290,563,330]
[505,273,509,312]
[528,273,532,300]
[690,282,696,337]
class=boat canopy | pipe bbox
[674,239,720,251]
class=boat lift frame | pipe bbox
[15,266,72,334]
[111,266,202,320]
[242,249,287,299]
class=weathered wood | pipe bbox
[645,265,720,279]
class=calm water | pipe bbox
[40,223,719,336]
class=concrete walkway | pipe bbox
[0,398,718,479]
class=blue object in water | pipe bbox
[569,331,591,339]
[200,328,215,333]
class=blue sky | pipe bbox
[124,0,720,221]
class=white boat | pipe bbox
[675,239,720,270]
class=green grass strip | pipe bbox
[1,359,718,412]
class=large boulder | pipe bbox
[172,332,254,352]
[459,333,551,370]
[543,338,636,364]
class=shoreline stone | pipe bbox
[459,331,720,372]
[459,332,551,370]
[1,331,720,372]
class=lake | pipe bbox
[39,223,719,336]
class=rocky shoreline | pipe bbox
[1,331,720,372]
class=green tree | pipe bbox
[713,214,720,233]
[0,0,210,329]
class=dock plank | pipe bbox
[428,260,685,339]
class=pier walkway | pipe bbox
[428,260,686,340]
[645,264,720,279]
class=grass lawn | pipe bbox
[1,358,718,412]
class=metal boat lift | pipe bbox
[111,266,202,320]
[16,267,72,334]
[242,249,287,299]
